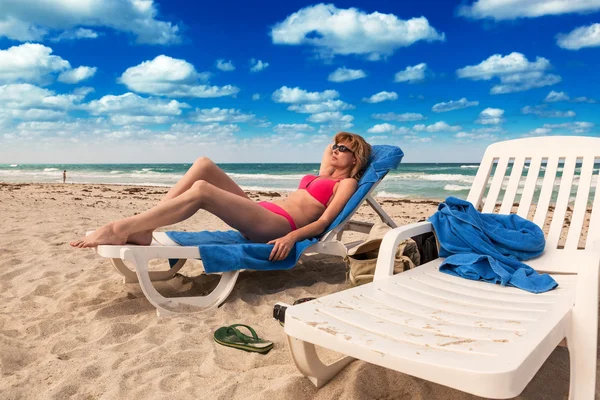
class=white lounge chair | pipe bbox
[283,136,599,399]
[92,145,404,316]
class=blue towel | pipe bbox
[428,196,557,293]
[166,145,404,274]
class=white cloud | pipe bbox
[542,121,594,134]
[545,90,570,102]
[367,123,411,134]
[252,93,261,101]
[0,0,180,44]
[475,108,504,124]
[362,91,398,103]
[432,97,479,112]
[216,59,235,71]
[288,99,354,114]
[191,108,255,123]
[413,121,461,132]
[371,112,425,122]
[394,63,427,83]
[526,127,553,136]
[458,0,600,20]
[270,4,444,60]
[57,66,97,84]
[0,83,90,122]
[272,86,339,103]
[169,122,240,139]
[557,23,600,50]
[119,55,239,98]
[51,28,99,42]
[250,59,269,72]
[456,52,560,94]
[521,105,575,118]
[85,92,189,125]
[544,90,596,103]
[328,67,366,82]
[307,111,354,124]
[0,43,70,84]
[454,131,498,142]
[273,123,314,133]
[573,96,596,103]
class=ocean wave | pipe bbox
[388,173,475,183]
[239,185,293,192]
[228,173,305,180]
[444,184,471,191]
[43,168,59,172]
[375,191,408,199]
[110,170,122,174]
[9,164,17,167]
[460,165,478,169]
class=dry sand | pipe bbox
[0,183,593,399]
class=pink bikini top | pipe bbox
[298,174,341,206]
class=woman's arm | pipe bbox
[319,143,335,176]
[268,178,358,260]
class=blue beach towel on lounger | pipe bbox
[428,196,557,293]
[165,145,404,274]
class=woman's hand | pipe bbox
[267,233,297,261]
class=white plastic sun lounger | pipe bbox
[91,145,404,316]
[283,136,600,399]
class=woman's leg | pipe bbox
[70,180,292,248]
[162,157,248,201]
[127,157,248,244]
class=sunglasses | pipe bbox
[332,144,353,153]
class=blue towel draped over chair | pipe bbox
[166,145,404,274]
[428,196,557,293]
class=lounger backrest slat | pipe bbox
[499,156,525,215]
[467,136,600,256]
[565,156,595,250]
[586,173,600,251]
[533,155,560,229]
[516,155,542,219]
[466,153,494,209]
[546,156,577,248]
[481,157,510,213]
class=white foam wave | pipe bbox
[43,168,59,172]
[389,173,475,183]
[9,164,18,167]
[460,165,478,169]
[110,170,122,174]
[239,185,293,192]
[444,184,471,191]
[375,191,408,199]
[228,173,305,180]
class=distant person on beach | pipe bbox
[71,132,371,260]
[63,170,66,184]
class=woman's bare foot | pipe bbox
[70,222,128,248]
[127,230,154,246]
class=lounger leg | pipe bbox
[567,264,599,399]
[119,248,239,316]
[110,258,186,283]
[287,336,355,388]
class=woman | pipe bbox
[71,132,372,261]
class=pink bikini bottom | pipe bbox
[258,201,297,231]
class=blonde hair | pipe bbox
[333,132,372,180]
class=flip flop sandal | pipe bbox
[213,324,273,354]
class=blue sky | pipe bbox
[0,0,599,163]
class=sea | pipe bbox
[0,162,598,202]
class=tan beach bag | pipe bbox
[346,222,421,287]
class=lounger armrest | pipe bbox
[374,221,433,281]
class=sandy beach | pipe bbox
[0,183,592,399]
